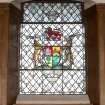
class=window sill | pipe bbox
[16,95,90,104]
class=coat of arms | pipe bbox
[31,27,74,81]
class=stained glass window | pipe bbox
[20,1,86,94]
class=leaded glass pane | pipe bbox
[20,70,86,94]
[20,2,86,95]
[23,3,82,22]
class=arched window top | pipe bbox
[20,0,86,95]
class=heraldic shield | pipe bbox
[45,46,61,68]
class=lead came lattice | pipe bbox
[20,2,86,94]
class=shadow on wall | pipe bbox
[11,0,96,10]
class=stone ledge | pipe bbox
[16,95,90,105]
